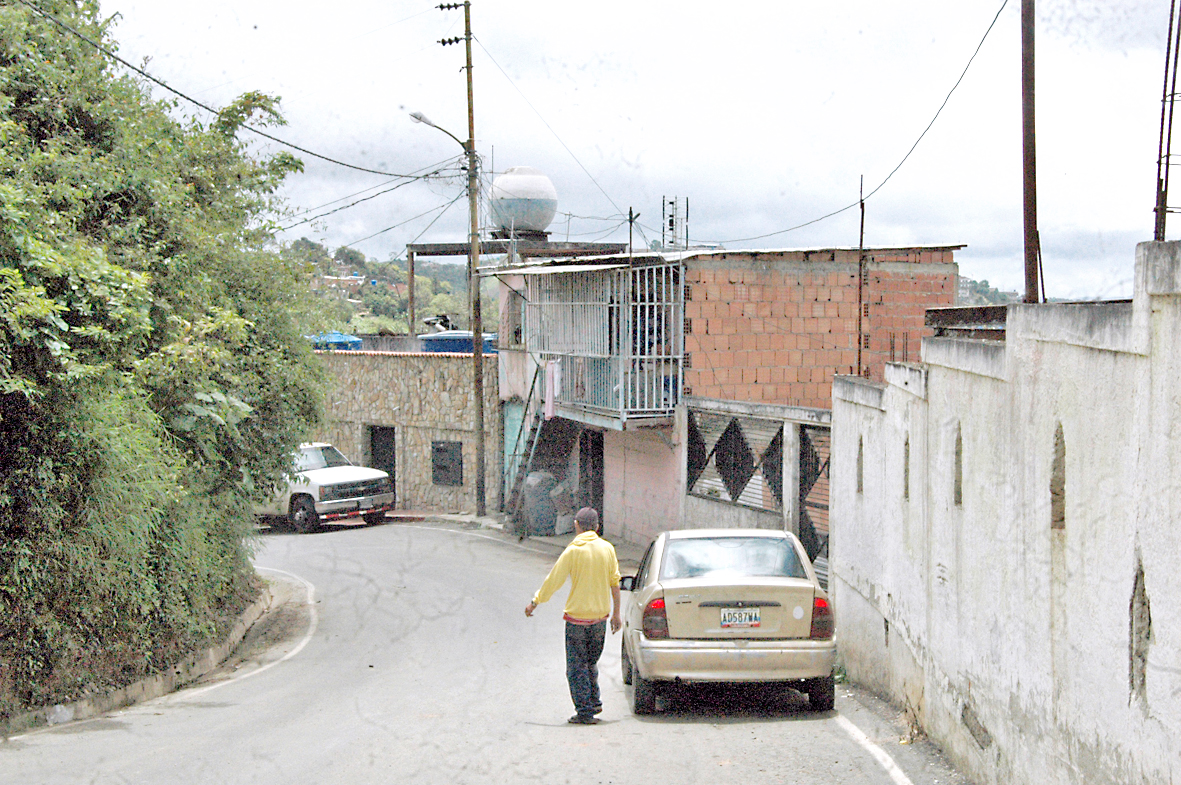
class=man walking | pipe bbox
[525,507,622,725]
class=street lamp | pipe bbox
[410,110,486,517]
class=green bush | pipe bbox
[0,0,322,715]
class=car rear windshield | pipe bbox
[660,537,808,580]
[295,446,352,471]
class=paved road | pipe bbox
[2,521,971,785]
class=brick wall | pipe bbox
[683,248,957,408]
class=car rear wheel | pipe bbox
[806,675,835,712]
[288,496,319,534]
[621,640,633,685]
[632,670,657,715]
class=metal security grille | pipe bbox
[525,268,621,357]
[431,441,463,486]
[525,262,683,419]
[687,410,785,512]
[799,426,831,563]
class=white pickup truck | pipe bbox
[256,442,395,533]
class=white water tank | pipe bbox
[490,166,558,233]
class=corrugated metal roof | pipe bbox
[486,263,628,276]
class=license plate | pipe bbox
[720,607,760,628]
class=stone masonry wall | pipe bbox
[314,351,499,513]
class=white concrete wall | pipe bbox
[831,242,1181,785]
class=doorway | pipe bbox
[578,429,605,532]
[369,426,397,507]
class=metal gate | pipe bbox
[799,425,831,585]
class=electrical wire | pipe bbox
[346,191,466,247]
[288,156,466,219]
[281,179,422,231]
[473,37,630,220]
[699,0,1010,246]
[15,0,443,180]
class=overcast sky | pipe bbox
[98,0,1169,298]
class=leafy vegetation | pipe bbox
[290,237,497,335]
[0,0,323,715]
[959,277,1020,306]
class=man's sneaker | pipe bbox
[567,714,599,725]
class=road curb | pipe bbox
[1,582,274,738]
[394,513,646,569]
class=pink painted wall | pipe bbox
[602,428,683,547]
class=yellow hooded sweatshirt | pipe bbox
[532,531,621,622]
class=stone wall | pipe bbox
[829,242,1181,785]
[315,351,500,513]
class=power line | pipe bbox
[288,156,465,219]
[473,37,629,219]
[700,0,1010,246]
[15,0,442,180]
[346,192,467,247]
[281,180,420,231]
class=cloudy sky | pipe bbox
[98,0,1169,298]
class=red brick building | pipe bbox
[683,246,961,408]
[495,243,961,550]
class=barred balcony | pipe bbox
[522,260,683,429]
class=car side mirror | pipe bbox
[620,575,635,591]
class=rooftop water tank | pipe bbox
[418,330,498,354]
[490,166,557,234]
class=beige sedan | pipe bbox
[620,529,836,714]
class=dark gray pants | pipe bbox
[565,620,606,718]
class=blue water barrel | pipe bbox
[418,330,497,354]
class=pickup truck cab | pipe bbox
[256,442,395,533]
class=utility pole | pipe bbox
[439,1,486,516]
[1154,0,1181,241]
[628,208,639,257]
[1022,0,1040,303]
[857,175,865,377]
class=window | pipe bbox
[502,288,525,349]
[659,537,807,581]
[431,441,463,486]
[635,543,654,587]
[295,445,351,471]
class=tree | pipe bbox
[332,246,366,271]
[0,0,323,715]
[288,237,335,274]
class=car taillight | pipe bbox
[642,597,669,639]
[810,595,834,640]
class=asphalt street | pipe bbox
[1,521,972,785]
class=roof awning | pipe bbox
[480,263,628,277]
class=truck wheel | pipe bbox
[363,511,386,525]
[288,496,319,533]
[621,640,633,686]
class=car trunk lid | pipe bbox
[659,577,817,639]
